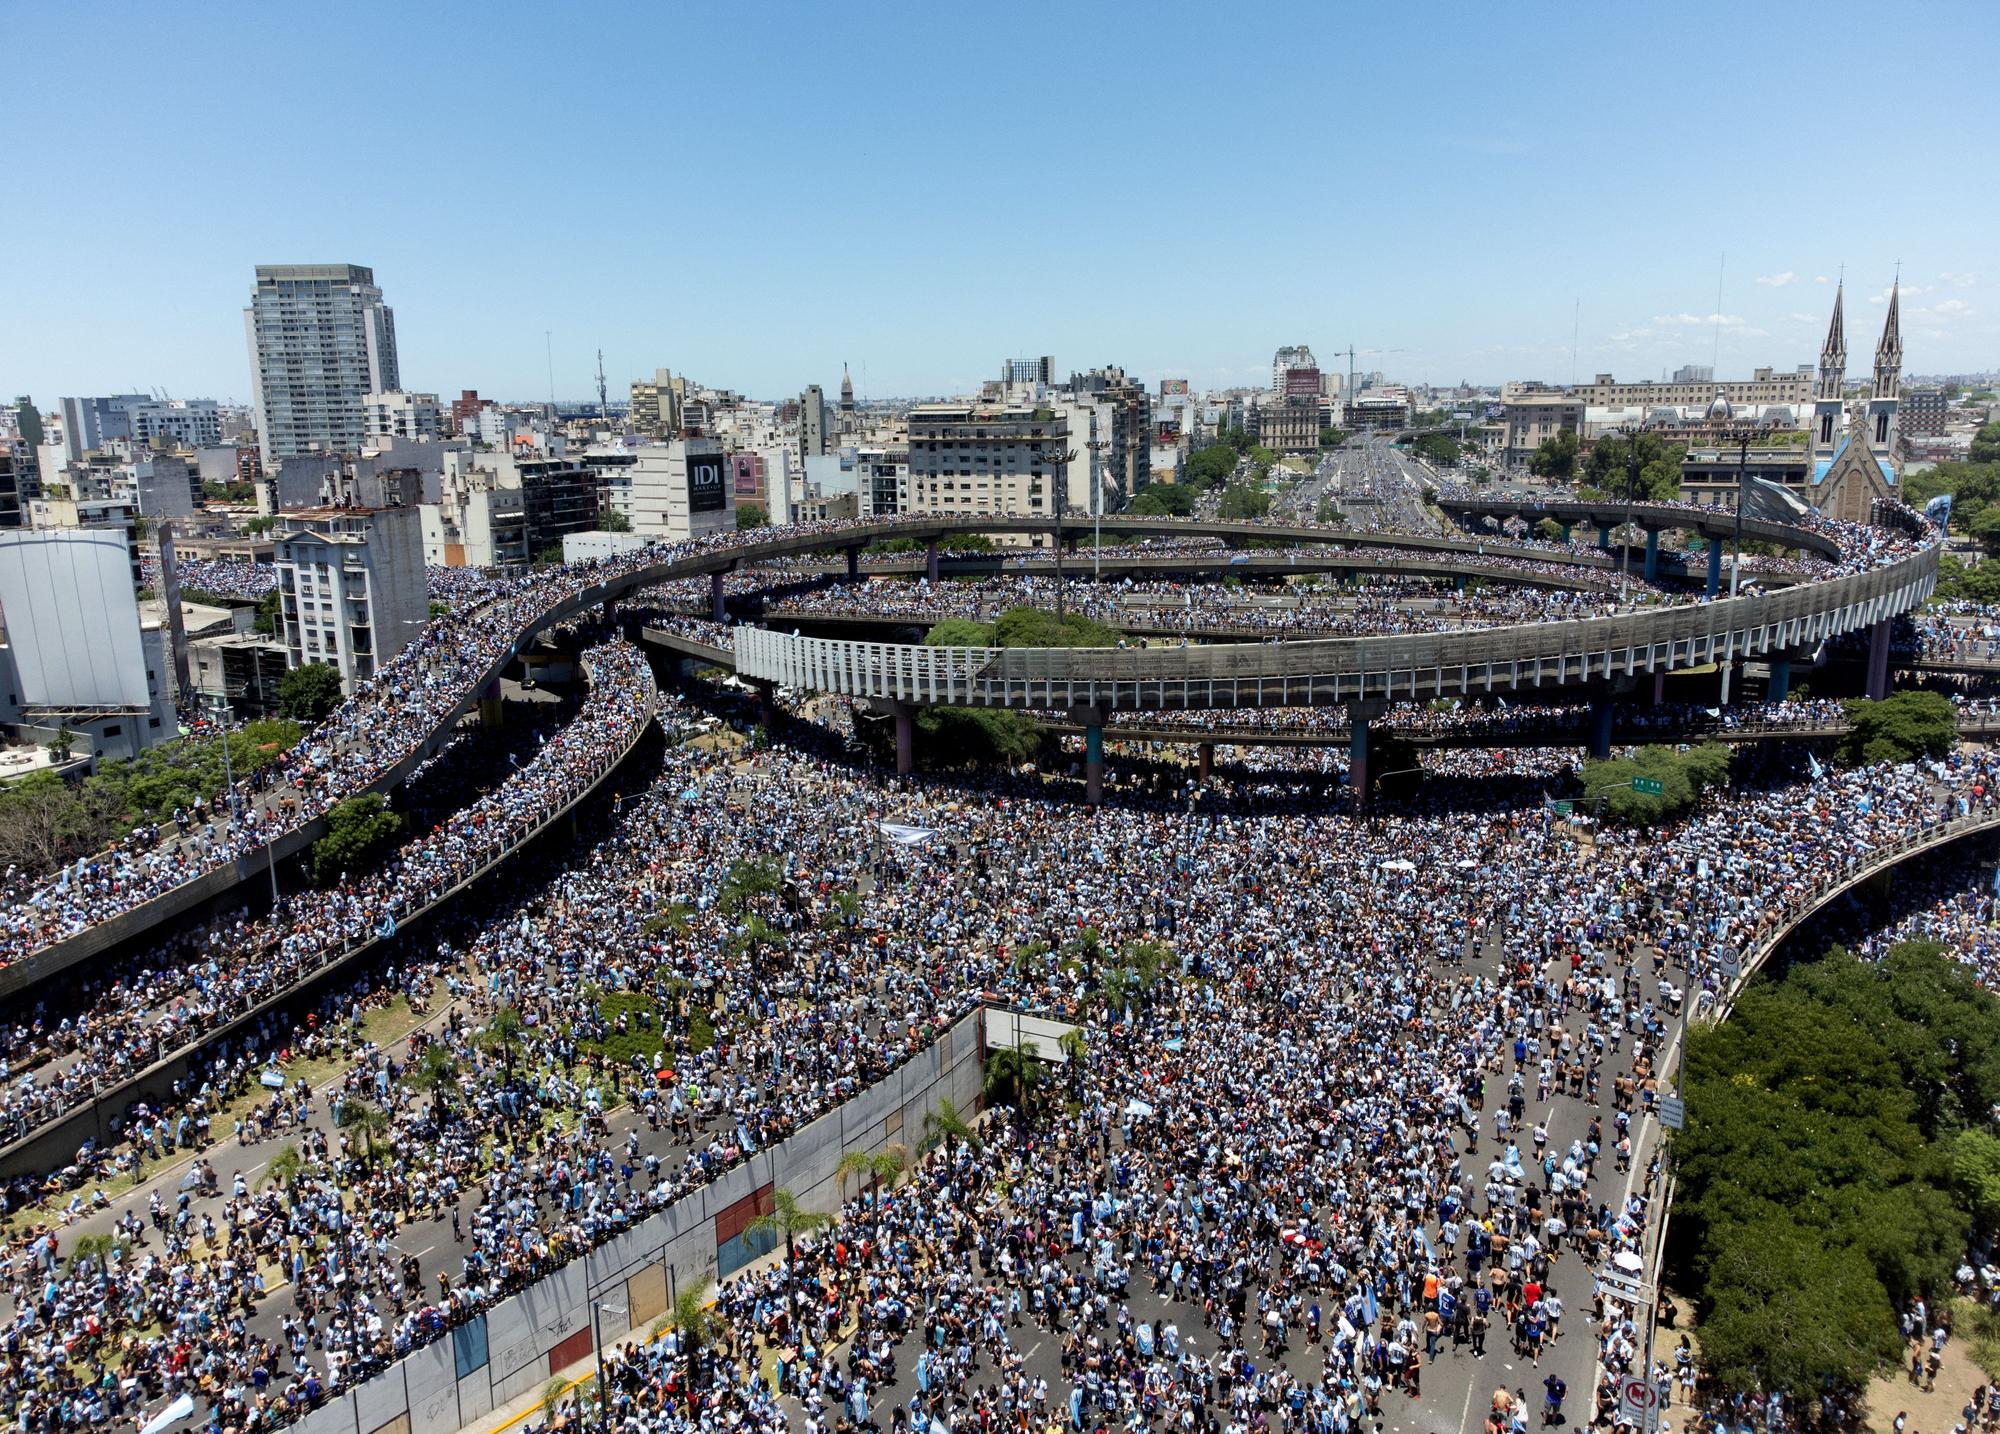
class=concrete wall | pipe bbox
[283,1005,986,1434]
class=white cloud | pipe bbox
[1869,285,1925,303]
[1652,312,1756,329]
[1815,275,1830,284]
[1940,271,1979,287]
[1788,312,1821,324]
[1755,271,1796,287]
[1916,298,1971,319]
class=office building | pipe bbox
[1901,387,1946,442]
[1499,394,1584,467]
[60,395,226,459]
[364,391,441,443]
[906,403,1068,521]
[799,384,830,462]
[629,369,683,437]
[1272,346,1315,393]
[623,439,735,541]
[1252,395,1321,455]
[852,444,907,519]
[244,263,401,467]
[1671,364,1714,386]
[274,505,428,690]
[1068,367,1151,502]
[1001,356,1057,388]
[0,442,27,528]
[1573,368,1810,412]
[1344,395,1413,431]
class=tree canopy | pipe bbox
[311,793,405,883]
[1672,942,2000,1398]
[277,662,343,722]
[1128,483,1196,516]
[1583,431,1686,501]
[736,502,768,530]
[1527,430,1579,481]
[1838,690,1958,767]
[1578,742,1731,825]
[1217,483,1273,521]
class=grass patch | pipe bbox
[1964,1298,2000,1383]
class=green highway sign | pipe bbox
[1632,777,1665,796]
[1552,801,1574,816]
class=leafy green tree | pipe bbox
[1217,483,1273,521]
[1410,433,1461,466]
[1579,743,1731,825]
[1128,484,1195,516]
[600,510,632,532]
[1972,422,2000,466]
[406,1044,460,1123]
[991,606,1120,648]
[1527,430,1579,481]
[276,661,343,722]
[253,591,282,636]
[1954,1129,2000,1228]
[477,1004,529,1095]
[736,502,768,530]
[1585,431,1686,500]
[1838,691,1957,767]
[924,618,995,647]
[310,793,404,882]
[1319,427,1349,449]
[1313,498,1343,526]
[1534,517,1565,543]
[1182,445,1239,491]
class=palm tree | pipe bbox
[268,1142,305,1199]
[671,1277,717,1401]
[718,856,783,916]
[1058,1027,1089,1100]
[922,1096,981,1159]
[477,1004,528,1110]
[335,1096,390,1170]
[745,1189,833,1345]
[981,1043,1044,1114]
[726,913,788,989]
[819,890,862,936]
[406,1044,460,1124]
[834,1143,911,1245]
[834,1149,875,1211]
[67,1232,118,1276]
[540,1377,570,1425]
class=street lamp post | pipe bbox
[1050,448,1077,622]
[591,1294,629,1431]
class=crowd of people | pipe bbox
[0,498,1956,1434]
[0,639,656,1151]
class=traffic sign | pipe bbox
[1618,1376,1660,1431]
[1632,777,1665,796]
[1597,1263,1644,1304]
[1658,1095,1686,1130]
[1552,800,1574,816]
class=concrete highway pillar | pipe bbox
[1589,699,1615,760]
[846,547,860,582]
[1453,574,1465,594]
[1197,742,1214,782]
[925,539,940,583]
[1767,655,1791,704]
[709,571,727,621]
[1597,524,1612,550]
[893,704,914,776]
[1642,527,1660,584]
[1085,723,1104,806]
[1706,537,1723,598]
[478,675,503,729]
[1651,671,1667,707]
[1560,522,1572,544]
[602,597,619,625]
[1348,709,1371,813]
[752,680,777,729]
[1866,619,1893,700]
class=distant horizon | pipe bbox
[4,0,1994,408]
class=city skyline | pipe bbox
[4,0,1995,405]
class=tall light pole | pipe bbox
[591,1293,628,1430]
[1050,447,1077,622]
[1086,438,1107,579]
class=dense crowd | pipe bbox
[0,500,1951,1434]
[0,640,655,1149]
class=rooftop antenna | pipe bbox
[595,349,608,420]
[1570,299,1580,386]
[545,330,555,410]
[1711,252,1726,373]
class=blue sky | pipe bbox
[5,0,1995,406]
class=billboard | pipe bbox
[731,453,762,497]
[0,529,149,711]
[687,452,727,513]
[1159,378,1190,398]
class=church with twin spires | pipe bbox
[1807,278,1903,524]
